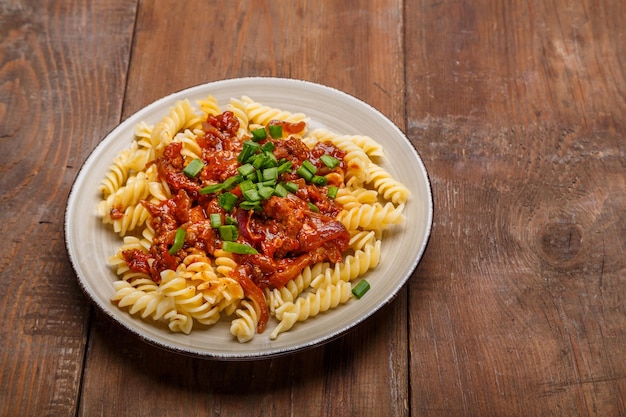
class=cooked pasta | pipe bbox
[100,95,409,342]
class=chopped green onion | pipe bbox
[252,153,267,169]
[219,225,238,241]
[261,141,275,152]
[239,179,256,193]
[263,167,278,181]
[320,154,340,169]
[222,174,243,190]
[168,228,186,255]
[210,213,222,228]
[307,202,319,212]
[263,151,278,167]
[274,183,288,197]
[297,165,314,181]
[277,161,292,174]
[238,163,255,177]
[222,241,258,255]
[327,186,339,199]
[351,279,370,299]
[183,158,204,178]
[302,159,318,174]
[200,183,223,194]
[218,192,238,211]
[239,200,261,211]
[251,127,267,141]
[238,140,261,163]
[312,175,327,186]
[225,216,238,226]
[243,188,261,202]
[258,186,275,200]
[284,181,299,193]
[268,124,283,138]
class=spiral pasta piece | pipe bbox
[270,281,353,339]
[334,187,378,210]
[197,95,221,118]
[309,129,370,185]
[241,95,308,128]
[266,262,329,313]
[339,202,405,232]
[310,240,381,289]
[150,100,202,149]
[230,299,260,343]
[366,162,411,205]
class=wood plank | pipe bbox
[0,1,137,416]
[79,0,408,416]
[405,0,626,416]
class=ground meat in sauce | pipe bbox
[122,111,350,331]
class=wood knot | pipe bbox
[539,222,583,263]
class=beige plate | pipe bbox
[65,77,433,360]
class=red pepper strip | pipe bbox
[231,266,269,333]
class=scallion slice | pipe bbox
[238,140,261,163]
[251,127,267,141]
[183,158,204,178]
[351,280,370,299]
[320,154,340,169]
[311,175,327,186]
[284,181,299,193]
[296,165,314,181]
[218,192,238,211]
[307,202,319,212]
[210,213,222,228]
[168,228,186,255]
[268,124,283,138]
[219,225,238,241]
[302,159,318,174]
[327,185,339,199]
[222,241,258,255]
[200,183,223,195]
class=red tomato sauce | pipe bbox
[122,111,350,333]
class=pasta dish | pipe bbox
[97,95,409,342]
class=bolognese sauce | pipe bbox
[121,111,350,333]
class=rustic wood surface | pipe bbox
[0,0,624,416]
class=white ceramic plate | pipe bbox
[65,77,432,360]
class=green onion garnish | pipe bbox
[320,154,340,169]
[312,175,327,186]
[307,202,319,212]
[251,127,267,141]
[183,158,204,178]
[200,183,223,195]
[284,181,299,193]
[238,140,261,164]
[327,186,338,199]
[302,159,318,174]
[238,163,255,177]
[297,165,314,181]
[218,192,238,211]
[274,183,288,197]
[168,228,186,255]
[268,124,283,138]
[218,225,238,241]
[351,280,370,299]
[210,213,222,228]
[222,241,258,255]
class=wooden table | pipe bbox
[1,0,624,415]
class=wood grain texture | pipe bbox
[79,0,409,416]
[406,0,625,416]
[0,1,137,416]
[2,0,624,415]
